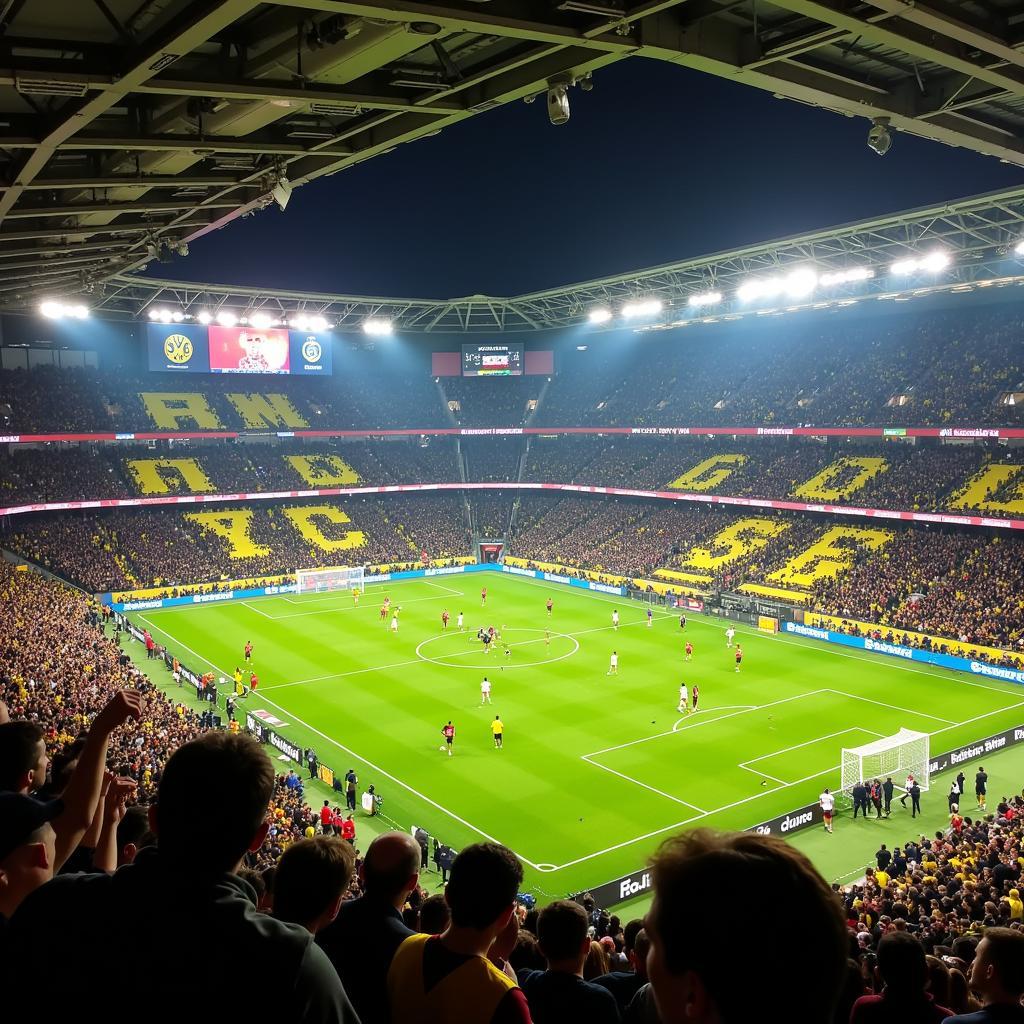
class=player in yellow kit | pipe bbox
[491,715,504,749]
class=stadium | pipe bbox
[3,1,1024,1021]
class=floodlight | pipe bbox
[171,311,184,322]
[148,308,160,320]
[39,301,62,318]
[309,315,329,332]
[588,308,612,324]
[919,250,950,273]
[291,315,310,330]
[867,117,892,156]
[249,312,273,329]
[621,299,662,318]
[890,258,917,276]
[363,318,393,336]
[271,177,292,211]
[784,268,817,299]
[1015,240,1024,257]
[216,310,238,327]
[547,82,570,125]
[688,291,722,308]
[197,311,212,325]
[69,305,89,319]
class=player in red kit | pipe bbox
[685,641,693,662]
[546,598,553,617]
[481,587,487,606]
[379,604,388,624]
[440,721,456,756]
[692,684,699,711]
[249,671,259,692]
[244,640,253,662]
[735,645,743,672]
[441,609,450,630]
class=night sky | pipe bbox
[160,59,1024,298]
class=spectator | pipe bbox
[850,931,954,1023]
[318,831,421,1024]
[387,841,531,1023]
[419,892,452,934]
[943,928,1024,1023]
[273,835,355,934]
[6,732,359,1020]
[593,924,651,1015]
[0,792,62,923]
[645,828,847,1023]
[518,899,620,1023]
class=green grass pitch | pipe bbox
[132,573,1024,899]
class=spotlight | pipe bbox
[171,311,184,322]
[69,305,89,319]
[309,316,328,332]
[249,312,273,329]
[175,242,189,257]
[291,315,310,330]
[271,177,292,211]
[783,268,818,299]
[688,291,722,308]
[890,251,950,275]
[1015,240,1024,257]
[867,117,892,157]
[197,311,212,325]
[158,309,173,323]
[578,72,594,92]
[363,317,393,336]
[547,81,570,126]
[621,299,663,319]
[216,310,238,327]
[148,308,160,320]
[39,301,62,319]
[588,308,612,324]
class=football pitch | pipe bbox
[132,573,1024,899]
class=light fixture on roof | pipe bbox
[890,251,950,275]
[248,311,273,330]
[216,310,238,327]
[867,117,892,157]
[39,300,88,319]
[147,308,160,320]
[688,291,722,308]
[171,311,184,322]
[363,317,393,336]
[819,267,874,286]
[309,315,329,332]
[271,176,292,212]
[197,311,212,325]
[1015,240,1024,257]
[783,267,818,299]
[588,307,612,324]
[290,314,310,330]
[621,298,663,319]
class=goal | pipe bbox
[295,566,365,594]
[841,728,930,797]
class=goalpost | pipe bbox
[295,566,366,595]
[841,728,930,798]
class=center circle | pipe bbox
[415,628,579,670]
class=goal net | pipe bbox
[295,566,365,594]
[841,728,930,797]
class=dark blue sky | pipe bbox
[163,59,1024,298]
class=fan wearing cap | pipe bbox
[0,792,63,928]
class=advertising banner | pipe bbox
[146,323,209,372]
[209,325,290,374]
[289,331,332,375]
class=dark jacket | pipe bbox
[317,892,414,1024]
[519,969,621,1024]
[5,847,358,1022]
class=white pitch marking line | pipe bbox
[241,601,276,619]
[926,700,1024,737]
[671,706,755,732]
[737,764,787,785]
[580,755,708,815]
[824,688,957,725]
[422,580,466,596]
[270,593,454,620]
[740,727,885,766]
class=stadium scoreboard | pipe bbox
[461,343,523,377]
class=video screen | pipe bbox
[209,326,291,374]
[461,343,524,377]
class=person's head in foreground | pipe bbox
[967,927,1024,1008]
[645,828,847,1024]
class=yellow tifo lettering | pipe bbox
[126,458,215,495]
[668,453,747,492]
[793,456,888,502]
[282,505,366,552]
[767,526,891,588]
[184,510,269,558]
[285,455,360,487]
[139,393,223,430]
[226,393,309,429]
[679,517,788,570]
[951,464,1024,514]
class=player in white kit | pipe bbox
[678,683,688,714]
[607,650,618,676]
[390,614,399,634]
[480,676,492,704]
[612,609,619,630]
[725,627,736,647]
[457,611,464,631]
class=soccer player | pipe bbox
[734,645,743,672]
[390,613,399,634]
[679,613,686,631]
[819,788,835,834]
[482,631,492,654]
[691,684,699,712]
[646,607,653,628]
[899,772,915,808]
[244,640,253,662]
[233,666,243,691]
[380,604,388,625]
[457,611,464,631]
[441,609,450,630]
[481,587,487,606]
[353,589,360,606]
[249,670,259,693]
[544,630,550,647]
[546,597,553,617]
[441,721,455,756]
[607,650,618,676]
[481,676,492,705]
[976,766,988,810]
[678,683,688,714]
[492,716,503,749]
[612,609,619,630]
[685,641,693,662]
[725,627,735,647]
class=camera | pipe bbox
[547,82,570,126]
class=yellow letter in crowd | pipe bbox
[768,526,891,588]
[679,517,789,570]
[226,393,310,429]
[139,393,223,430]
[951,464,1024,515]
[184,510,270,558]
[126,458,215,495]
[793,456,888,502]
[282,505,366,552]
[668,454,747,492]
[285,454,360,487]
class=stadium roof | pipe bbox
[3,0,1024,305]
[63,183,1024,330]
